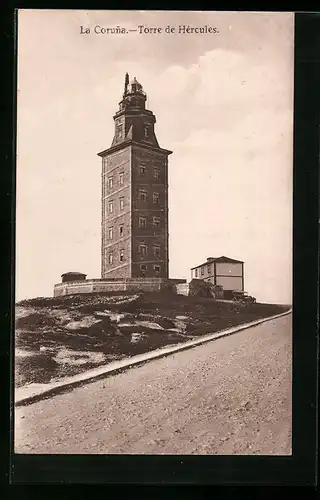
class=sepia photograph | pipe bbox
[14,9,293,456]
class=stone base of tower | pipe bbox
[53,277,186,297]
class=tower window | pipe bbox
[153,192,160,204]
[153,217,160,229]
[119,249,124,262]
[154,265,161,275]
[153,245,160,259]
[207,264,211,274]
[119,172,124,186]
[139,243,147,256]
[140,264,147,276]
[108,201,113,214]
[119,224,124,237]
[139,189,147,202]
[119,197,124,210]
[139,216,147,228]
[195,269,198,277]
[108,227,113,240]
[108,253,113,265]
[108,176,113,190]
[153,168,160,180]
[116,124,123,139]
[139,165,146,176]
[201,267,204,275]
[144,126,150,139]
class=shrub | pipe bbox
[189,279,216,298]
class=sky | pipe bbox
[16,10,294,304]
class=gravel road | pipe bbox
[15,314,292,455]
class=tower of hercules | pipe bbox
[98,74,172,280]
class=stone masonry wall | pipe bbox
[53,278,179,296]
[131,145,169,278]
[101,146,132,277]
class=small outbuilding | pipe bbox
[61,272,87,283]
[190,256,244,294]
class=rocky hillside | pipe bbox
[15,291,290,388]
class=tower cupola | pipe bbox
[128,77,145,95]
[119,73,147,112]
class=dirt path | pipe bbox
[15,314,292,455]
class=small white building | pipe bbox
[190,256,244,296]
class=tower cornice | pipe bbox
[97,140,173,158]
[113,108,155,120]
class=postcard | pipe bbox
[14,9,293,457]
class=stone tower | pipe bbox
[98,74,172,280]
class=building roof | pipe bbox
[61,272,87,277]
[191,256,244,270]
